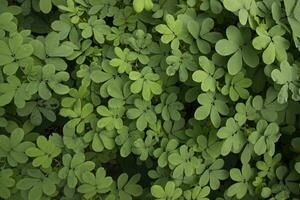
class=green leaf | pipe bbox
[263,42,276,64]
[26,136,61,168]
[195,105,210,120]
[223,0,241,11]
[45,32,74,57]
[151,185,165,198]
[295,162,300,174]
[133,0,144,13]
[187,20,200,38]
[39,0,52,14]
[228,49,242,75]
[215,39,239,56]
[239,9,248,25]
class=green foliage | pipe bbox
[248,120,280,156]
[127,98,157,131]
[155,14,182,49]
[58,153,95,188]
[198,159,229,190]
[108,173,143,199]
[110,47,137,73]
[221,72,252,101]
[25,135,61,168]
[168,145,201,178]
[216,26,259,75]
[155,93,184,121]
[223,0,257,26]
[271,61,300,103]
[217,118,246,156]
[27,64,70,100]
[151,181,182,200]
[0,169,15,199]
[77,167,113,199]
[0,32,33,75]
[194,92,229,128]
[166,49,197,82]
[0,128,33,167]
[129,66,162,101]
[16,169,60,200]
[183,186,210,200]
[133,0,153,13]
[192,56,224,92]
[252,25,289,65]
[227,164,254,199]
[1,0,300,199]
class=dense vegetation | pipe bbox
[1,0,300,199]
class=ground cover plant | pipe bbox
[1,0,300,199]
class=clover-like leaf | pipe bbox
[252,25,289,65]
[58,153,95,188]
[133,0,153,13]
[0,33,33,75]
[0,12,17,33]
[17,98,59,126]
[192,56,224,92]
[187,17,222,54]
[271,61,300,103]
[0,76,31,108]
[133,135,157,160]
[194,92,229,128]
[183,186,210,200]
[110,47,138,74]
[126,29,154,64]
[97,103,125,131]
[127,99,157,131]
[84,125,116,152]
[168,145,201,178]
[109,173,143,199]
[26,135,61,168]
[166,49,197,82]
[78,16,110,44]
[223,0,257,25]
[115,126,144,158]
[129,67,162,101]
[153,138,179,168]
[217,118,246,156]
[0,169,15,199]
[17,169,60,200]
[216,26,259,75]
[200,0,223,14]
[0,128,33,167]
[198,159,229,190]
[151,181,182,200]
[155,14,182,49]
[221,72,252,101]
[26,64,70,100]
[60,100,95,133]
[44,32,74,58]
[77,167,113,199]
[248,120,280,156]
[155,93,184,121]
[227,164,254,199]
[192,132,222,160]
